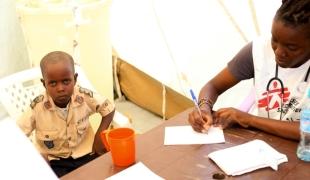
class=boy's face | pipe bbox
[41,60,77,108]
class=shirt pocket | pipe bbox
[36,130,60,151]
[76,122,89,136]
[76,117,90,136]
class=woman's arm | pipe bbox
[214,107,300,140]
[188,42,253,132]
[248,114,300,140]
[188,67,240,132]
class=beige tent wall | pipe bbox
[116,58,194,119]
[110,0,282,110]
[16,0,113,101]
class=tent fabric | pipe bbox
[110,0,281,110]
[116,57,193,120]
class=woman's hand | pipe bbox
[213,107,251,129]
[188,107,213,133]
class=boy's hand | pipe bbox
[92,135,107,155]
[92,110,115,155]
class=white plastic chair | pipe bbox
[237,87,256,113]
[0,65,93,120]
[0,67,43,120]
[0,65,130,129]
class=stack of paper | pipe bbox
[106,162,164,180]
[208,139,288,176]
[0,119,58,180]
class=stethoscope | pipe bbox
[266,64,310,120]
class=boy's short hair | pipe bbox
[40,51,75,77]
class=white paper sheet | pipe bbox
[0,119,58,180]
[105,162,164,180]
[164,125,225,145]
[208,139,288,176]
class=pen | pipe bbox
[189,89,202,116]
[189,89,209,134]
[181,73,208,133]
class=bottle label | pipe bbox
[301,109,310,132]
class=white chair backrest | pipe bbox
[237,87,255,113]
[0,65,95,120]
[0,67,43,120]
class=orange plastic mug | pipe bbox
[100,128,135,167]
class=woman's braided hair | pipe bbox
[275,0,310,26]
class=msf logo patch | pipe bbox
[258,80,290,111]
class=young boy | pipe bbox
[17,51,115,177]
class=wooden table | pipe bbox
[61,108,310,180]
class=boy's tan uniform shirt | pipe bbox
[17,86,114,160]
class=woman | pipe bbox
[188,0,310,140]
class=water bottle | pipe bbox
[297,88,310,161]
